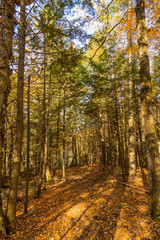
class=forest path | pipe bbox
[3,166,160,240]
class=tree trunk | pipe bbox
[8,111,14,180]
[136,0,160,219]
[43,46,47,189]
[114,80,126,181]
[107,121,112,165]
[2,125,7,182]
[106,101,112,166]
[36,44,46,196]
[56,96,60,168]
[99,109,106,166]
[62,87,66,178]
[72,133,77,166]
[6,0,26,224]
[128,0,136,177]
[45,69,51,183]
[0,0,15,233]
[24,74,30,214]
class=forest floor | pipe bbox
[1,166,160,240]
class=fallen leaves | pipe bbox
[1,166,160,240]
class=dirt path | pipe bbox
[2,166,160,240]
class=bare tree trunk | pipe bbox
[56,95,60,168]
[0,0,15,233]
[72,133,75,166]
[62,87,66,178]
[35,135,39,174]
[137,104,144,167]
[107,121,112,165]
[128,0,136,177]
[8,119,14,180]
[78,135,82,166]
[134,86,144,168]
[136,0,160,219]
[24,74,30,214]
[5,106,14,180]
[114,80,126,181]
[155,94,160,139]
[36,45,46,196]
[99,109,106,166]
[2,125,7,182]
[6,0,25,224]
[42,46,47,189]
[106,101,112,166]
[45,69,51,183]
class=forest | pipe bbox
[0,0,160,239]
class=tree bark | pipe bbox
[0,0,15,233]
[44,69,51,184]
[46,69,51,182]
[72,132,77,166]
[36,44,46,197]
[56,98,60,168]
[128,0,136,177]
[62,87,66,178]
[114,80,126,181]
[8,119,14,180]
[136,0,160,218]
[99,109,106,166]
[24,74,30,214]
[2,125,7,182]
[42,46,47,189]
[6,0,26,224]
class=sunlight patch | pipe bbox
[68,175,82,180]
[80,192,89,198]
[66,202,87,219]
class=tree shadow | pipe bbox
[71,184,125,240]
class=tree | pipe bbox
[6,0,26,224]
[0,0,15,234]
[136,0,160,219]
[24,74,30,214]
[128,0,136,177]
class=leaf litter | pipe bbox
[1,166,160,240]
